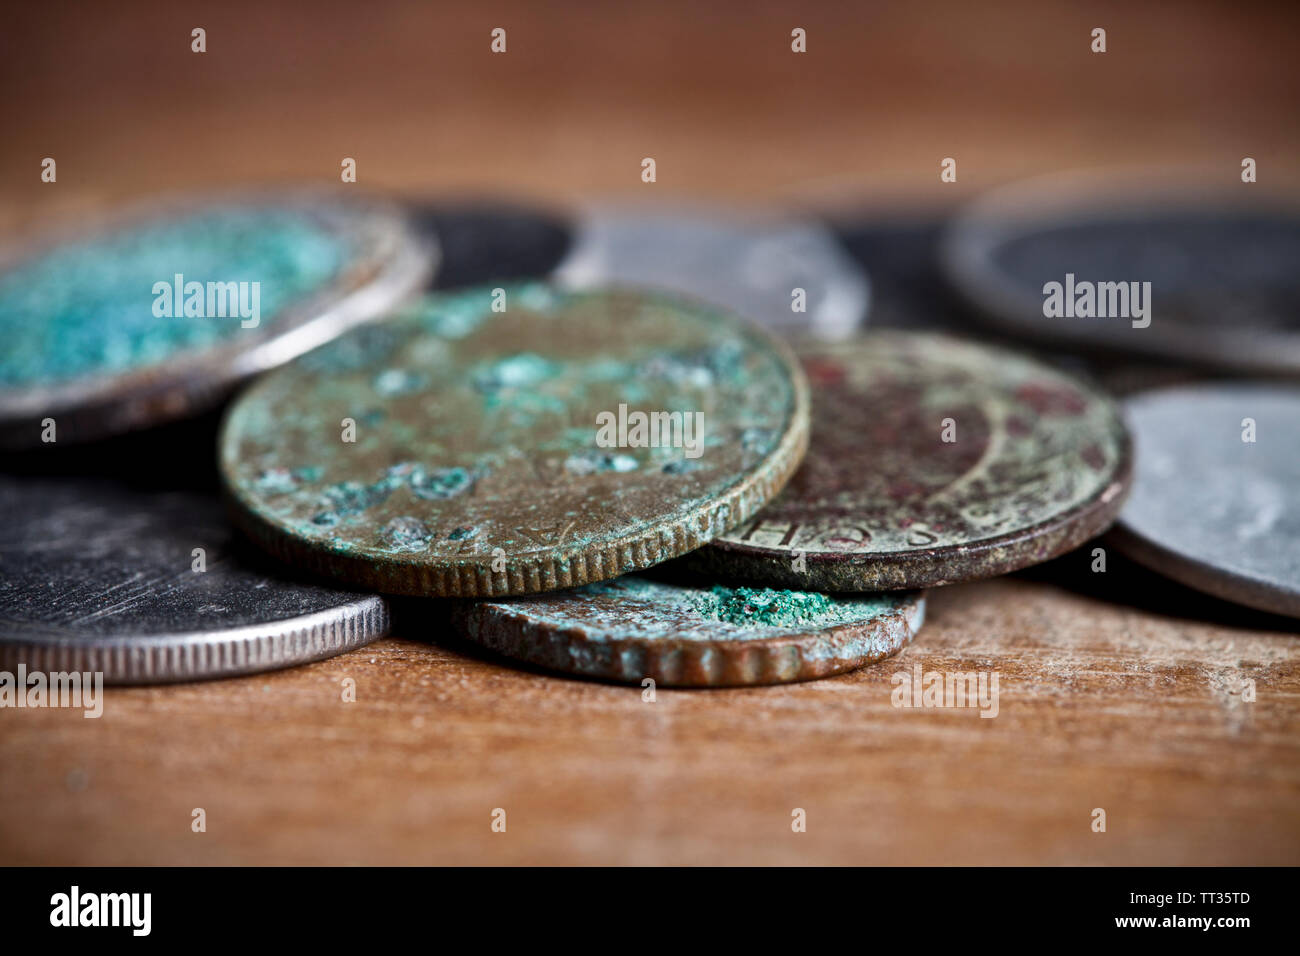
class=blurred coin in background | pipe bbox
[0,189,435,449]
[409,199,571,289]
[554,203,870,340]
[941,167,1300,374]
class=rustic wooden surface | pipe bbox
[2,0,1299,865]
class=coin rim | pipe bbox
[691,331,1134,591]
[0,595,389,685]
[0,187,437,448]
[451,585,925,687]
[218,286,812,598]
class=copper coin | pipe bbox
[691,331,1132,590]
[0,188,435,448]
[452,576,925,686]
[219,284,810,597]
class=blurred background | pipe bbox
[3,0,1298,218]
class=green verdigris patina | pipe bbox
[219,284,809,597]
[0,208,349,387]
[451,575,926,686]
[0,192,432,449]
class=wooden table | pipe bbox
[3,0,1298,865]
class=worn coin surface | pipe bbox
[452,575,925,686]
[0,477,388,683]
[941,167,1300,373]
[219,284,810,597]
[554,204,870,340]
[691,331,1132,590]
[0,189,435,448]
[1110,384,1300,618]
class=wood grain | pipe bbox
[1,0,1298,866]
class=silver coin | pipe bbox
[0,477,389,683]
[1110,384,1300,618]
[0,189,436,449]
[941,167,1300,373]
[553,203,869,340]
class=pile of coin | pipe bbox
[2,178,1294,686]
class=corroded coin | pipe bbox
[451,576,925,686]
[0,477,388,684]
[554,204,870,340]
[691,332,1132,590]
[0,189,435,448]
[1110,384,1300,618]
[941,167,1300,373]
[219,284,810,597]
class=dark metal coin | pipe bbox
[941,167,1300,373]
[452,575,925,686]
[554,204,870,340]
[1110,384,1300,618]
[219,284,810,597]
[0,189,435,449]
[410,200,570,289]
[0,477,388,683]
[691,331,1132,590]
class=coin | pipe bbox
[219,284,810,597]
[411,201,570,289]
[0,477,388,684]
[0,189,435,449]
[941,167,1300,373]
[451,575,924,686]
[1109,384,1300,618]
[690,331,1132,590]
[553,204,870,340]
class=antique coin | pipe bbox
[554,204,870,340]
[0,189,435,448]
[452,576,925,686]
[692,332,1132,590]
[0,477,388,683]
[941,167,1300,373]
[1110,384,1300,618]
[219,284,810,597]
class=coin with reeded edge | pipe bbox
[451,576,925,686]
[690,331,1132,590]
[0,477,388,684]
[1109,384,1300,618]
[0,189,435,448]
[554,204,870,341]
[941,167,1300,373]
[219,284,810,597]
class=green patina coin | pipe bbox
[219,284,810,597]
[690,331,1132,590]
[0,190,433,447]
[451,575,925,686]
